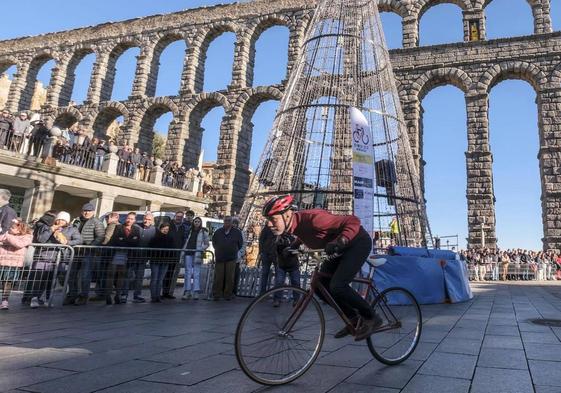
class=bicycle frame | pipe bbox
[280,262,401,336]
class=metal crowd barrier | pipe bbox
[0,244,215,308]
[467,262,557,281]
[0,244,74,308]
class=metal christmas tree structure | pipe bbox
[241,0,432,247]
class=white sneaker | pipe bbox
[181,292,192,300]
[192,292,199,300]
[0,300,8,310]
[30,297,39,309]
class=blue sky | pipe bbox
[1,0,558,250]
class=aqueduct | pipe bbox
[0,0,559,249]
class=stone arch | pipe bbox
[136,98,181,153]
[59,47,96,106]
[477,61,547,94]
[19,52,58,111]
[377,0,409,17]
[100,40,143,101]
[182,93,230,168]
[246,15,293,87]
[52,106,83,129]
[191,22,240,93]
[147,32,188,97]
[0,56,18,75]
[91,101,129,140]
[411,67,473,101]
[415,0,472,18]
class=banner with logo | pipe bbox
[350,107,375,236]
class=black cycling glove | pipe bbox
[324,237,349,255]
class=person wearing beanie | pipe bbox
[24,210,78,308]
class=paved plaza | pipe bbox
[1,282,561,392]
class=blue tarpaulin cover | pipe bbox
[372,248,473,304]
[389,246,457,261]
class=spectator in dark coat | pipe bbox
[106,212,141,305]
[149,223,176,302]
[27,119,49,157]
[258,224,277,294]
[0,109,13,149]
[212,216,244,300]
[66,203,105,305]
[161,211,188,299]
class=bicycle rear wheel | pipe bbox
[367,287,422,365]
[235,286,325,385]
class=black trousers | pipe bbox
[317,227,373,320]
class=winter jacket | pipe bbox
[259,225,277,263]
[32,217,65,270]
[170,221,190,248]
[139,225,157,248]
[72,216,105,246]
[13,118,31,136]
[109,224,141,248]
[149,231,179,264]
[0,116,13,132]
[60,226,82,246]
[183,228,210,264]
[212,227,244,263]
[0,233,32,267]
[288,209,362,250]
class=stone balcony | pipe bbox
[0,145,210,220]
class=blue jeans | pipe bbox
[273,267,301,301]
[150,263,169,300]
[94,155,104,171]
[128,262,146,298]
[68,255,95,298]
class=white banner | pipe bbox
[350,107,375,237]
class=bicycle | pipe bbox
[234,250,422,386]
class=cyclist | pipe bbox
[262,194,383,341]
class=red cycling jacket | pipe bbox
[287,209,362,250]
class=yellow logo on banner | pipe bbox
[353,152,373,164]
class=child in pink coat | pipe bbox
[0,218,32,309]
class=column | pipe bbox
[45,57,70,107]
[85,50,111,104]
[147,200,162,212]
[402,15,418,48]
[5,62,30,113]
[538,88,561,251]
[180,43,202,95]
[19,185,37,222]
[27,179,56,220]
[531,0,553,34]
[211,113,239,214]
[230,36,251,90]
[465,93,496,249]
[463,10,486,41]
[92,192,115,216]
[129,45,155,99]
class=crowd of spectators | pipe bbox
[0,186,249,310]
[0,109,207,192]
[460,248,561,281]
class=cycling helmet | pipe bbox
[262,195,294,217]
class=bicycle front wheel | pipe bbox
[235,286,325,385]
[367,287,422,365]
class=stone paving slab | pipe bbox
[0,282,560,392]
